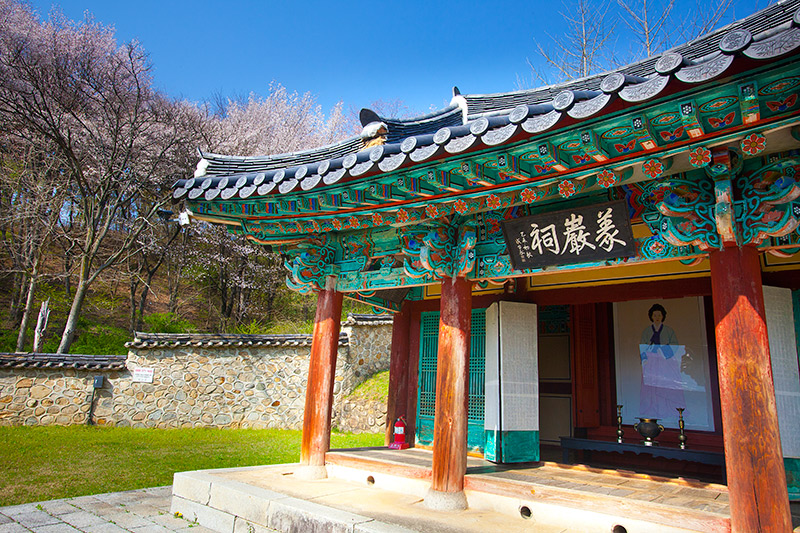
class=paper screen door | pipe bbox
[484,301,539,462]
[763,286,800,500]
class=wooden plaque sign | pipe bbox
[501,199,636,270]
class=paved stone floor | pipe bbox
[0,487,213,533]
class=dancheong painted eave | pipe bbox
[172,0,800,239]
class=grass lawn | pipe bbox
[0,426,384,506]
[348,370,389,401]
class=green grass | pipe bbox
[143,312,197,334]
[0,426,384,505]
[348,370,389,401]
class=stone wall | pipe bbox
[0,315,393,431]
[333,398,387,434]
[0,368,108,426]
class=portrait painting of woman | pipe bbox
[614,297,714,431]
[639,303,686,419]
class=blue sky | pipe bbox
[29,0,762,118]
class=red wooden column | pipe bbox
[425,276,471,510]
[297,280,343,480]
[709,245,791,532]
[386,301,411,445]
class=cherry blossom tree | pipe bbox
[0,0,198,352]
[184,87,349,329]
[204,85,349,156]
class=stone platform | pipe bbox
[170,447,741,533]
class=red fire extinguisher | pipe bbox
[389,416,410,450]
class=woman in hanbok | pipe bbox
[639,303,686,419]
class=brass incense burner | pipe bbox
[634,417,664,446]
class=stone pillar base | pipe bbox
[294,465,328,480]
[423,488,468,511]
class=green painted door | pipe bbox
[416,309,486,453]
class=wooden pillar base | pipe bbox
[428,276,472,496]
[709,246,791,532]
[300,282,343,472]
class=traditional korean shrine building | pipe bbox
[173,1,800,530]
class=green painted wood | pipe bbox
[484,429,500,462]
[484,430,540,463]
[505,430,540,463]
[469,310,487,454]
[786,457,800,501]
[416,309,486,452]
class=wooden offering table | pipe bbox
[560,437,725,468]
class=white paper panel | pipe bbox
[499,301,539,431]
[764,285,800,458]
[484,303,500,431]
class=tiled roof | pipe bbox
[343,313,393,326]
[173,0,800,204]
[198,136,365,177]
[371,105,464,144]
[126,332,349,349]
[0,353,127,370]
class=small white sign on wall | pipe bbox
[132,367,154,383]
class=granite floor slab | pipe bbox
[0,489,214,533]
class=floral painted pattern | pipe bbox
[348,216,359,228]
[371,212,383,226]
[597,170,618,189]
[454,199,468,214]
[486,194,501,210]
[520,188,538,204]
[396,209,409,223]
[642,159,664,179]
[333,219,342,230]
[426,204,438,218]
[688,146,712,167]
[740,133,766,156]
[558,180,576,198]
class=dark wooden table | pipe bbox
[560,437,725,466]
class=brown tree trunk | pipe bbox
[9,271,21,316]
[135,268,157,332]
[63,247,72,299]
[32,299,50,353]
[57,257,91,354]
[15,261,39,352]
[129,277,140,333]
[11,272,26,323]
[265,291,276,323]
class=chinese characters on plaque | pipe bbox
[501,200,636,270]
